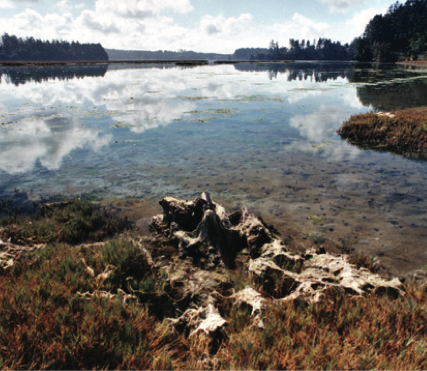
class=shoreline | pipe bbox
[0,59,209,67]
[0,59,296,67]
[1,195,427,369]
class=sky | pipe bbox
[0,0,393,53]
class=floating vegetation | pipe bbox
[236,95,284,102]
[110,121,137,129]
[186,108,240,115]
[181,96,208,101]
[312,140,333,149]
[309,215,326,224]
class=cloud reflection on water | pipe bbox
[2,62,425,177]
[0,115,112,174]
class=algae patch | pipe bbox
[186,108,240,115]
[312,140,333,149]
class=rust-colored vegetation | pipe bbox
[337,107,427,156]
[1,199,427,369]
[0,241,426,369]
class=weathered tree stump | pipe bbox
[150,192,278,267]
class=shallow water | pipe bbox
[1,61,427,276]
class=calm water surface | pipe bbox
[1,61,427,275]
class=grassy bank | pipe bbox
[1,199,427,369]
[337,107,427,156]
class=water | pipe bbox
[1,61,427,276]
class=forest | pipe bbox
[353,0,427,62]
[241,0,426,63]
[0,33,108,62]
[249,38,354,61]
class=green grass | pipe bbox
[0,199,131,245]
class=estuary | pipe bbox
[1,61,427,276]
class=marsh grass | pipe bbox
[0,199,131,245]
[1,202,427,369]
[338,107,427,154]
[1,238,427,369]
[0,239,190,370]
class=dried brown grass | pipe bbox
[337,107,427,155]
[1,237,427,369]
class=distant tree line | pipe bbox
[106,49,230,61]
[246,38,354,61]
[354,0,427,62]
[0,33,108,61]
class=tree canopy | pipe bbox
[249,38,354,61]
[0,33,108,62]
[354,0,427,62]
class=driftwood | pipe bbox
[150,193,405,312]
[150,192,278,267]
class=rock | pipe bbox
[406,269,427,285]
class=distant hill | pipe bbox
[106,49,232,61]
[0,33,108,62]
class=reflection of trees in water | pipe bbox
[106,63,190,73]
[0,65,108,86]
[234,62,353,82]
[347,64,425,84]
[356,79,427,111]
[234,62,427,111]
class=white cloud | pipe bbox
[79,10,120,34]
[345,8,383,36]
[95,0,193,19]
[316,0,368,12]
[0,0,389,53]
[53,0,86,14]
[272,13,330,42]
[198,13,254,39]
[0,1,14,9]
